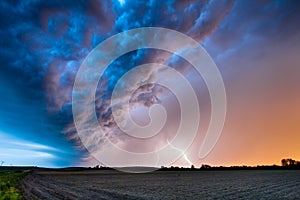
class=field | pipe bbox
[20,170,300,199]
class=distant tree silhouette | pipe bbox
[0,161,4,166]
[288,159,295,166]
[281,159,288,167]
[281,158,300,167]
[200,164,211,169]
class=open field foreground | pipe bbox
[20,170,300,199]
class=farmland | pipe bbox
[21,170,300,199]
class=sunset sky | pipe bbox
[0,0,299,167]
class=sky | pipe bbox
[0,0,299,167]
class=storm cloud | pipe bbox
[1,0,299,166]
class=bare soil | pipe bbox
[21,170,300,199]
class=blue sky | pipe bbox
[0,0,300,167]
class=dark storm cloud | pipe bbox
[92,0,234,126]
[4,0,298,166]
[203,0,300,64]
[0,0,100,165]
[112,0,234,39]
[65,1,237,164]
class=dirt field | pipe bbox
[21,170,300,199]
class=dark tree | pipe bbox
[281,158,299,167]
[281,159,288,167]
[200,164,211,169]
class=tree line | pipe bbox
[281,158,300,167]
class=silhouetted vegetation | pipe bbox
[191,165,195,170]
[0,158,299,176]
[281,158,300,168]
[200,164,212,170]
[92,165,112,170]
[88,158,300,171]
[158,158,300,171]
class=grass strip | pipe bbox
[0,171,28,200]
